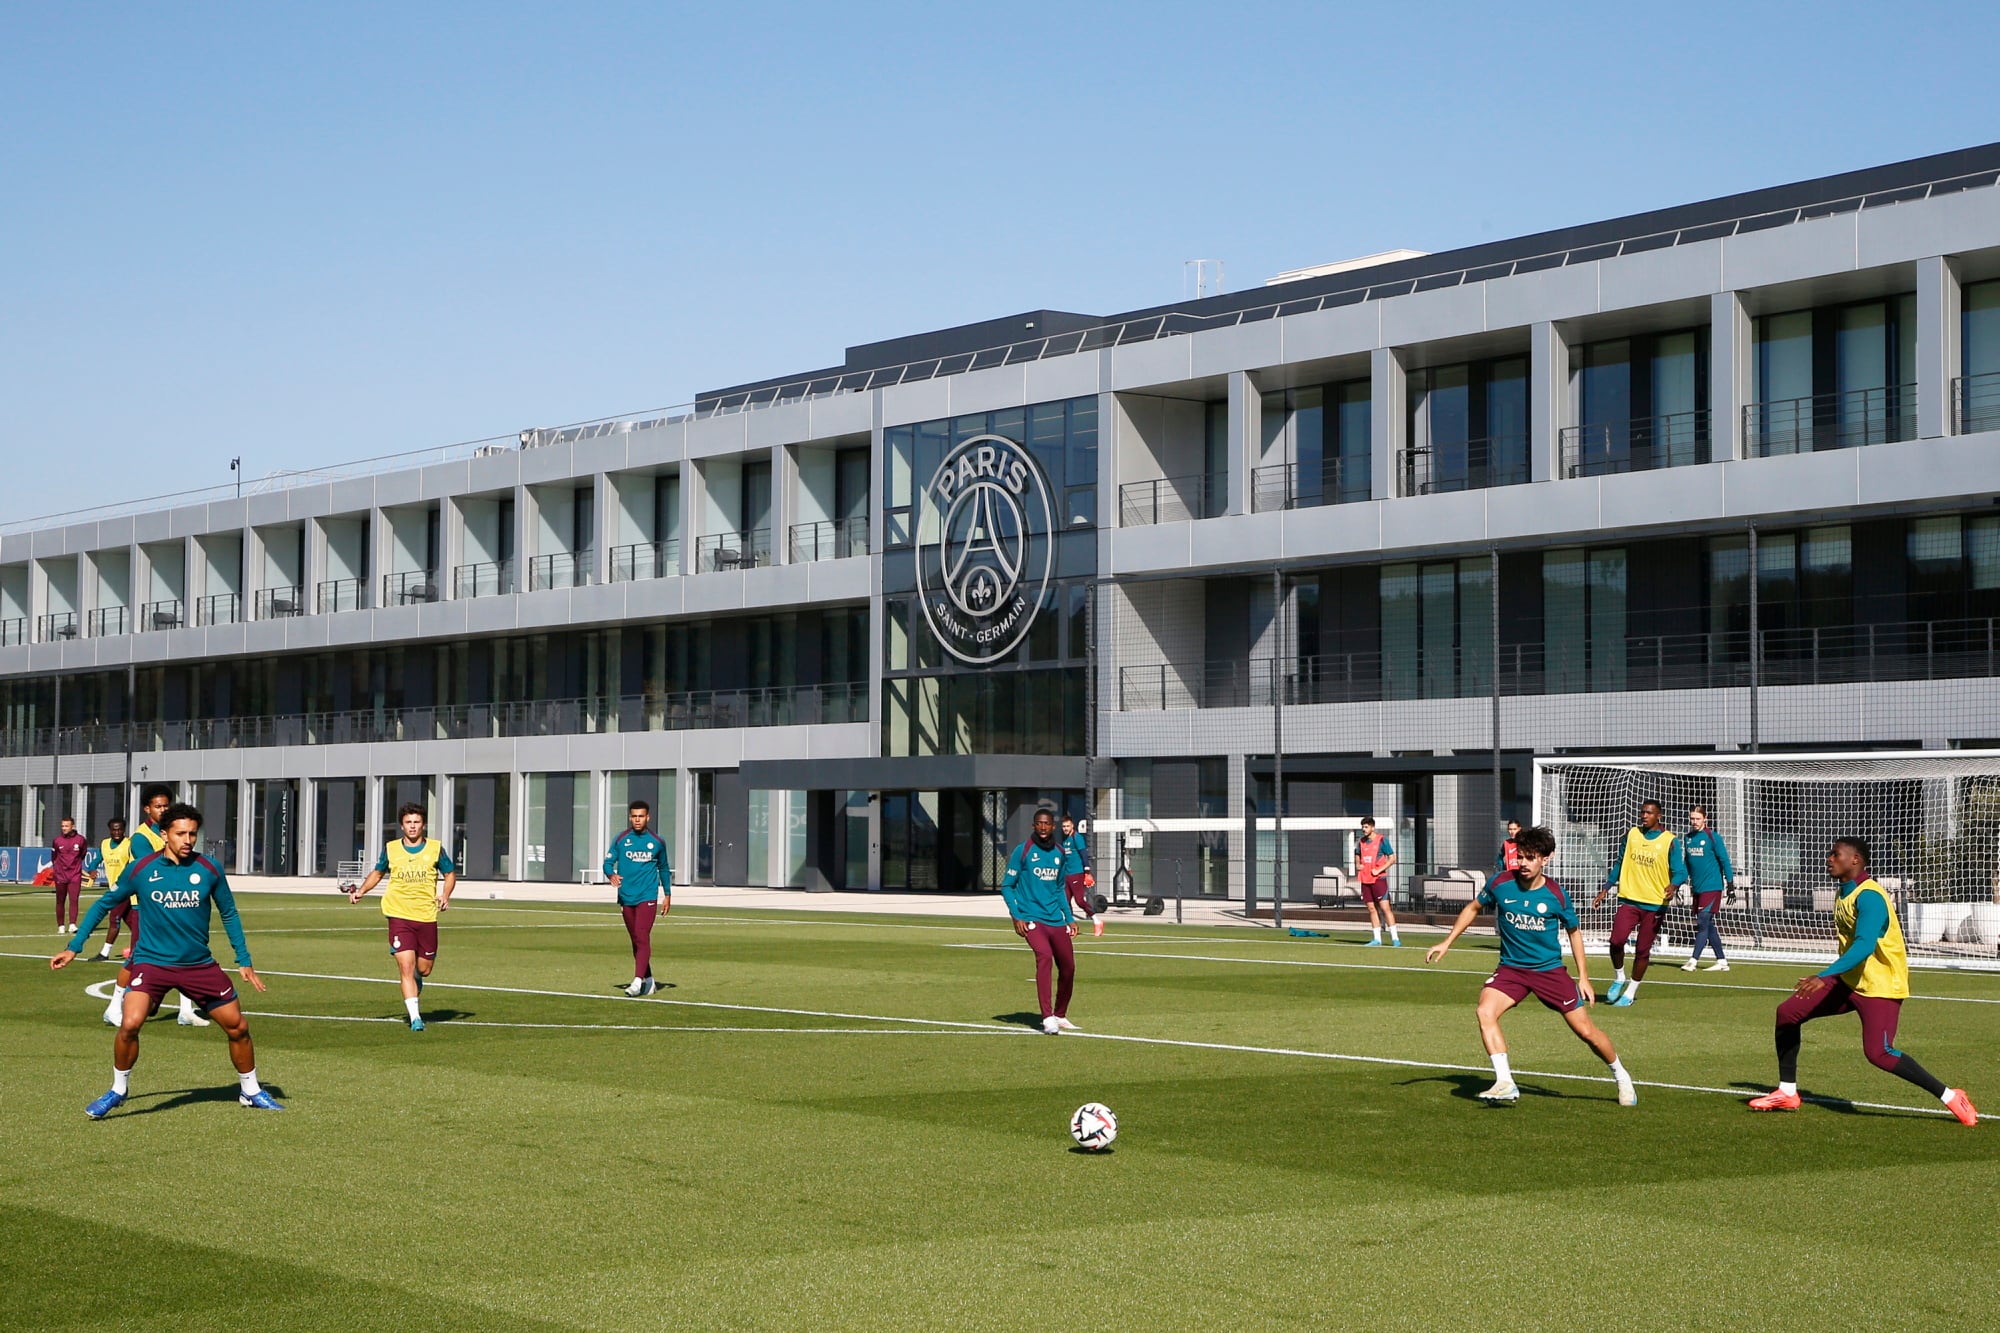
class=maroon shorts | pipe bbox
[1359,878,1390,905]
[127,961,238,1014]
[387,917,439,959]
[1485,964,1583,1014]
[1693,891,1722,915]
[1610,902,1663,958]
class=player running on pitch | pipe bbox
[1060,813,1102,938]
[94,785,208,1028]
[53,802,282,1116]
[1748,837,1977,1124]
[348,802,458,1031]
[1679,804,1735,973]
[1427,824,1637,1106]
[1590,799,1686,1006]
[604,799,671,996]
[1353,816,1400,946]
[1001,807,1081,1035]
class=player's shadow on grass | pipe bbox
[1413,1073,1574,1103]
[416,1008,473,1023]
[993,1012,1048,1030]
[122,1083,291,1116]
[1726,1081,1932,1119]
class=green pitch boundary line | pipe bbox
[944,942,2000,1006]
[7,953,1959,1117]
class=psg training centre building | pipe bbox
[4,142,2000,903]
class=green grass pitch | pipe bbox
[3,891,1995,1330]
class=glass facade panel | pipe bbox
[1380,563,1419,700]
[1458,558,1493,697]
[525,772,589,883]
[1544,549,1587,693]
[453,773,513,881]
[1420,562,1456,699]
[251,779,297,875]
[1967,280,2000,379]
[1588,550,1627,692]
[315,777,367,873]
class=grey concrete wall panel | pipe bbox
[1105,522,1193,577]
[243,620,289,656]
[462,738,519,772]
[1277,301,1380,366]
[1596,463,1726,536]
[682,569,749,615]
[1109,335,1195,394]
[1855,186,2000,271]
[1856,434,2000,507]
[1280,500,1382,561]
[806,391,873,441]
[567,582,624,625]
[1723,450,1861,518]
[1597,239,1725,312]
[415,600,469,640]
[745,400,812,449]
[465,451,520,495]
[621,575,687,620]
[421,460,474,499]
[286,484,334,521]
[512,734,583,772]
[1484,262,1600,330]
[938,363,1028,418]
[513,589,578,630]
[327,477,375,517]
[371,468,426,509]
[1189,512,1283,570]
[878,376,952,429]
[202,622,249,660]
[1721,212,1858,290]
[463,596,519,636]
[624,421,686,470]
[1021,349,1100,406]
[518,443,581,486]
[1378,489,1490,552]
[685,410,750,460]
[245,492,292,527]
[744,562,811,608]
[572,434,629,477]
[678,730,749,768]
[1191,320,1284,381]
[324,608,378,647]
[370,605,428,643]
[96,516,136,549]
[1380,282,1488,347]
[804,557,869,603]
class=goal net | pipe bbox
[1535,751,2000,971]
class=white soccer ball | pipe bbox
[1070,1101,1117,1151]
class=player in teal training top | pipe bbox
[1679,805,1735,972]
[1426,824,1636,1106]
[52,802,282,1117]
[1000,807,1079,1034]
[604,799,672,996]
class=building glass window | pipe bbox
[453,773,513,881]
[1406,358,1529,493]
[525,772,589,883]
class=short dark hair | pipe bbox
[1833,835,1870,866]
[1033,806,1056,821]
[628,799,650,813]
[1689,804,1708,817]
[161,802,203,830]
[140,782,174,807]
[1515,825,1556,857]
[397,802,426,821]
[1641,799,1663,813]
[1360,816,1376,828]
[108,818,126,828]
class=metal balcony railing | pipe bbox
[86,606,129,637]
[453,560,514,598]
[1251,458,1370,511]
[316,577,365,615]
[0,617,25,646]
[1116,614,2000,710]
[0,679,872,759]
[140,599,183,631]
[1399,433,1531,496]
[527,550,593,591]
[383,569,440,605]
[1745,383,1915,456]
[38,611,78,641]
[254,586,305,620]
[1561,409,1711,478]
[197,592,240,626]
[788,517,868,563]
[696,529,772,572]
[1119,473,1226,526]
[1955,370,2000,436]
[610,540,679,582]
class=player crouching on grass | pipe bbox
[605,798,671,996]
[1002,807,1081,1034]
[1748,836,1977,1125]
[348,802,458,1032]
[51,802,282,1116]
[1425,825,1637,1107]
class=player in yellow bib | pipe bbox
[1589,800,1686,1007]
[96,784,208,1028]
[348,802,457,1031]
[1748,836,1977,1124]
[85,817,137,962]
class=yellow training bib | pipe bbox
[1835,879,1909,999]
[380,838,446,923]
[1617,828,1676,906]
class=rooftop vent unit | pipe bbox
[1265,249,1429,287]
[474,444,513,458]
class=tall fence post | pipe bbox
[1748,521,1760,753]
[1491,548,1502,836]
[1271,568,1285,931]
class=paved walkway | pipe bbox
[227,875,1262,927]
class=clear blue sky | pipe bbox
[4,1,1994,524]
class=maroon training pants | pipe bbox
[1022,921,1076,1019]
[621,902,658,977]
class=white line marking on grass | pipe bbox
[945,943,2000,1005]
[245,1011,1019,1036]
[0,952,1956,1115]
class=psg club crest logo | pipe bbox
[918,433,1055,665]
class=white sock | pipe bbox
[96,944,110,958]
[109,984,127,1004]
[404,996,421,1020]
[178,994,197,1018]
[1614,967,1626,983]
[1625,980,1641,997]
[1940,1088,1958,1106]
[1371,926,1382,942]
[111,1066,130,1095]
[1609,1058,1629,1079]
[238,1068,261,1096]
[1389,926,1400,942]
[1779,1080,1798,1096]
[1490,1053,1512,1082]
[632,977,644,989]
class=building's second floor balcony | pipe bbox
[1119,473,1226,527]
[1252,459,1370,512]
[383,569,440,606]
[528,550,593,591]
[1117,613,2000,710]
[0,678,871,759]
[86,606,129,637]
[609,540,678,583]
[37,611,77,641]
[1399,433,1529,497]
[453,560,514,599]
[1956,371,2000,435]
[0,616,25,646]
[1561,409,1711,479]
[254,586,305,620]
[1744,383,1915,456]
[197,593,240,627]
[696,529,771,573]
[788,517,867,564]
[316,577,366,615]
